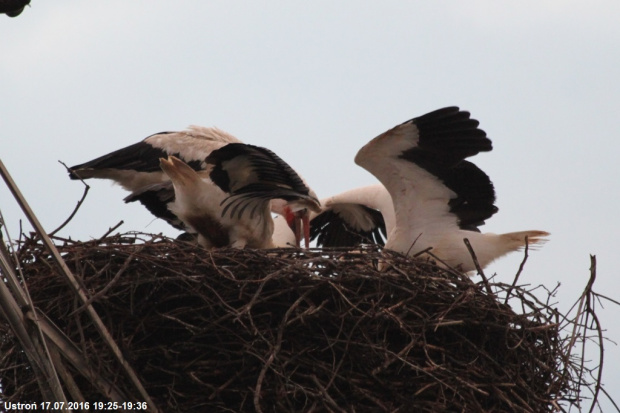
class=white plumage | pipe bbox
[69,127,319,247]
[69,126,242,230]
[354,106,549,272]
[70,126,240,192]
[69,109,548,267]
[158,156,234,248]
[159,152,319,249]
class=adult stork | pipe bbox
[68,126,240,229]
[68,126,318,246]
[160,143,320,249]
[354,106,549,272]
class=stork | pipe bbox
[353,106,548,272]
[160,143,320,249]
[69,126,317,246]
[309,184,392,247]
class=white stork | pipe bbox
[353,106,548,272]
[308,184,393,247]
[160,143,320,249]
[69,126,318,246]
[267,184,394,248]
[69,126,240,229]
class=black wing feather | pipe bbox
[399,107,497,231]
[443,161,498,231]
[207,143,317,219]
[69,132,203,178]
[399,107,492,169]
[207,143,311,195]
[123,182,186,230]
[310,206,387,247]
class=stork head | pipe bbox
[271,198,321,248]
[159,156,200,188]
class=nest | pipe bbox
[0,232,601,412]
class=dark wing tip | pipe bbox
[67,132,205,180]
[310,206,387,247]
[205,143,242,192]
[68,169,81,180]
[400,106,492,168]
[207,143,311,197]
[396,108,498,231]
[207,143,316,221]
[123,183,186,230]
[443,160,498,231]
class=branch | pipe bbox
[463,238,492,295]
[49,161,90,237]
[504,236,530,305]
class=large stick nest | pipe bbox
[0,233,590,412]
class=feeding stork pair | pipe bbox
[68,126,320,249]
[69,107,548,271]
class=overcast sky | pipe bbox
[1,1,619,409]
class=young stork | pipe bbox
[354,106,549,272]
[68,126,318,246]
[160,143,320,249]
[309,184,392,247]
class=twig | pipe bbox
[0,159,158,411]
[0,217,128,403]
[566,257,597,357]
[2,231,614,411]
[0,170,68,404]
[598,386,620,412]
[586,255,603,413]
[98,221,124,240]
[69,250,140,316]
[463,238,492,295]
[504,236,530,305]
[253,291,312,412]
[49,161,90,237]
[0,256,66,403]
[405,233,423,256]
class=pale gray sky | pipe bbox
[2,2,619,409]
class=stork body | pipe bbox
[159,143,320,249]
[206,143,321,248]
[69,127,318,246]
[69,126,241,229]
[159,156,275,249]
[355,107,548,272]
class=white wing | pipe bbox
[355,107,495,255]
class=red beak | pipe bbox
[292,212,311,248]
[293,214,302,247]
[284,207,311,248]
[301,212,310,248]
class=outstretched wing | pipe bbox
[355,106,496,234]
